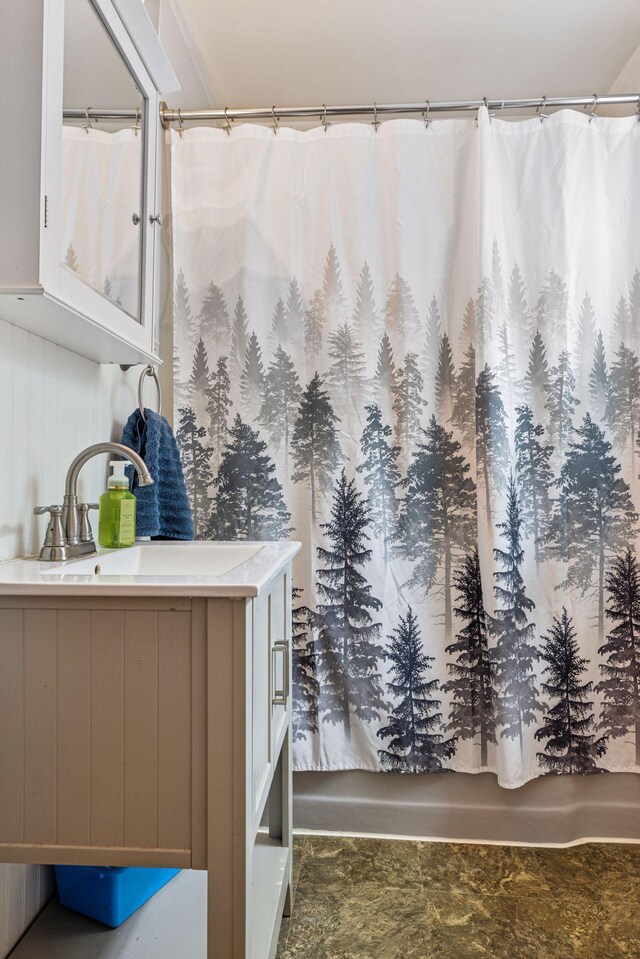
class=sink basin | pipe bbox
[42,543,262,578]
[0,540,300,597]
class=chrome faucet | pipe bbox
[34,442,153,562]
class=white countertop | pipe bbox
[0,540,301,598]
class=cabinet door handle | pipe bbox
[272,640,289,706]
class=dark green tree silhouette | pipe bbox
[385,274,420,347]
[291,588,319,741]
[424,295,443,386]
[605,343,640,466]
[443,549,496,767]
[269,298,287,353]
[546,350,579,457]
[304,289,325,366]
[490,475,540,749]
[451,342,476,448]
[64,243,79,272]
[535,608,608,774]
[475,364,509,525]
[458,297,476,352]
[549,414,638,639]
[577,292,597,388]
[612,296,631,349]
[285,277,304,352]
[589,330,609,424]
[373,332,398,422]
[629,269,640,352]
[353,260,379,341]
[322,244,346,326]
[210,415,291,540]
[188,337,211,424]
[398,416,476,638]
[259,346,301,465]
[476,275,494,348]
[291,373,342,525]
[173,267,192,389]
[514,405,553,569]
[435,333,456,420]
[176,406,213,538]
[497,322,518,397]
[240,331,265,422]
[524,330,550,416]
[327,321,366,412]
[490,239,504,314]
[313,469,385,740]
[393,351,427,458]
[205,354,232,467]
[535,269,568,340]
[377,608,457,772]
[596,548,640,765]
[507,263,530,340]
[197,281,230,350]
[231,296,249,375]
[356,404,400,561]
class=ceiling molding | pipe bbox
[162,0,216,105]
[609,41,640,92]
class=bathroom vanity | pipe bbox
[0,540,300,959]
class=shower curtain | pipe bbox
[61,126,141,318]
[171,108,640,787]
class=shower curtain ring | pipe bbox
[271,106,279,135]
[423,100,431,129]
[177,108,184,138]
[537,96,548,123]
[636,97,640,122]
[322,104,329,132]
[588,94,599,123]
[372,101,379,131]
[83,106,93,134]
[481,96,494,124]
[224,107,232,135]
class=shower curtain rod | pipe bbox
[64,93,640,127]
[158,93,640,125]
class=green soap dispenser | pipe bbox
[98,460,136,548]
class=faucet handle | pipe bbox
[78,503,99,544]
[33,505,65,548]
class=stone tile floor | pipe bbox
[276,835,640,959]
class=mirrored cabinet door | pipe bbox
[40,0,162,357]
[61,0,145,322]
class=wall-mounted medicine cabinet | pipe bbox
[0,0,179,364]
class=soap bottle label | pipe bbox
[118,499,136,543]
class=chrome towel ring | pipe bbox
[138,365,162,421]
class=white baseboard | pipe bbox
[293,771,640,846]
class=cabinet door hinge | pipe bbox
[44,195,48,228]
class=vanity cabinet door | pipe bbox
[269,569,290,760]
[251,588,271,825]
[250,569,291,830]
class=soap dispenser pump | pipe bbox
[98,460,136,548]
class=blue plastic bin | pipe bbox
[54,865,180,928]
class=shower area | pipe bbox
[169,100,640,845]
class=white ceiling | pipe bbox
[171,0,640,110]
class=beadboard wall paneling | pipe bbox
[0,316,138,958]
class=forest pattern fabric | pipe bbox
[170,109,640,787]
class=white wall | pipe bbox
[0,320,138,957]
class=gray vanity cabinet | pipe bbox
[0,564,293,959]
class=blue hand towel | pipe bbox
[120,409,194,540]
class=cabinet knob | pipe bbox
[132,213,141,225]
[149,213,162,225]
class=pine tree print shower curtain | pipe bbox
[171,108,640,787]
